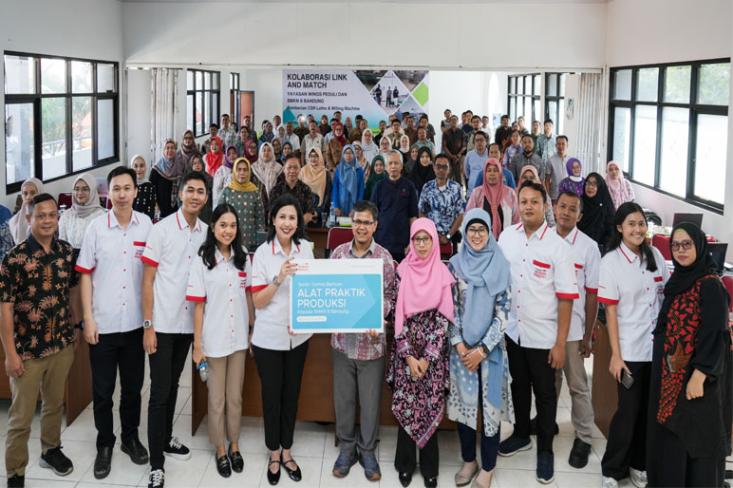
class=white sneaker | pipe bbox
[601,476,618,488]
[629,468,647,487]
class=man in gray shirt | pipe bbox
[509,134,545,183]
[547,135,570,202]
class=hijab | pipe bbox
[69,173,103,219]
[566,157,583,183]
[129,154,148,184]
[176,129,199,173]
[605,161,633,206]
[408,147,435,194]
[352,141,371,181]
[399,135,411,153]
[223,145,238,169]
[228,157,258,193]
[299,147,327,206]
[577,172,615,245]
[154,142,184,181]
[449,208,510,347]
[9,177,43,244]
[335,145,360,213]
[204,136,224,175]
[478,158,510,240]
[395,218,456,336]
[244,140,258,162]
[519,164,540,184]
[663,222,718,298]
[361,129,379,163]
[333,124,347,145]
[251,142,282,195]
[366,155,387,198]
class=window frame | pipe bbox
[187,68,221,138]
[544,72,568,134]
[230,72,240,128]
[607,58,729,213]
[507,73,542,123]
[4,51,119,194]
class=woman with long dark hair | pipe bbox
[187,203,254,478]
[598,202,669,488]
[647,222,730,487]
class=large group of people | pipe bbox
[0,108,729,488]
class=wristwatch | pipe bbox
[143,319,153,329]
[272,275,282,287]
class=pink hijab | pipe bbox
[479,158,510,240]
[395,218,455,336]
[605,161,633,205]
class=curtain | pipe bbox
[150,68,181,163]
[575,72,604,174]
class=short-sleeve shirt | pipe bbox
[186,248,252,357]
[554,227,601,341]
[597,242,669,362]
[498,221,579,349]
[141,209,207,334]
[75,210,153,334]
[371,177,419,256]
[0,236,80,360]
[418,180,464,235]
[250,238,314,350]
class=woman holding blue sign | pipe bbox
[387,218,454,488]
[250,194,313,485]
[446,208,514,488]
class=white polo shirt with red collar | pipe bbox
[250,238,313,351]
[141,208,207,334]
[75,210,153,334]
[498,220,579,349]
[186,247,252,358]
[597,242,669,362]
[553,227,601,342]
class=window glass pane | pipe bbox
[511,77,516,94]
[203,93,209,133]
[517,79,523,95]
[613,69,632,100]
[547,74,558,97]
[558,98,565,135]
[533,75,541,96]
[97,99,115,160]
[97,63,115,93]
[523,97,532,125]
[187,70,194,90]
[533,99,541,123]
[659,107,689,197]
[5,103,35,183]
[632,105,657,185]
[559,74,566,96]
[42,97,67,179]
[213,73,219,90]
[72,97,93,171]
[204,72,211,90]
[548,101,557,126]
[694,114,728,203]
[516,98,523,121]
[612,107,631,172]
[212,93,219,124]
[697,63,730,105]
[195,91,203,135]
[4,55,35,94]
[195,71,202,90]
[187,94,194,132]
[41,58,66,94]
[71,61,92,93]
[636,67,659,102]
[664,65,691,103]
[509,98,516,121]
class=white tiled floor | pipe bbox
[0,359,725,488]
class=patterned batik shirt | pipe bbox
[418,179,465,235]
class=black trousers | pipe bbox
[647,420,723,487]
[506,335,557,453]
[89,328,145,449]
[147,332,192,470]
[395,426,439,479]
[601,361,650,480]
[252,341,309,451]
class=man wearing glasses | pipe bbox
[418,153,464,256]
[329,200,396,482]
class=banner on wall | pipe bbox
[282,69,429,127]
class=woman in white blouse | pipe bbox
[58,173,105,249]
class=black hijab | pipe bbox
[578,172,615,249]
[407,147,436,196]
[663,222,718,298]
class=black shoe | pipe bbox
[121,437,149,465]
[163,437,191,461]
[148,468,164,488]
[39,446,74,476]
[93,446,113,479]
[536,451,555,484]
[498,435,532,457]
[281,454,302,482]
[529,417,559,436]
[228,445,243,473]
[215,453,231,478]
[568,438,591,469]
[424,476,438,488]
[398,471,413,487]
[7,474,24,488]
[267,458,281,485]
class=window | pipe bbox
[608,59,730,211]
[545,72,568,135]
[507,74,542,124]
[4,52,119,192]
[187,69,221,137]
[230,72,240,129]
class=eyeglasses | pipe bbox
[670,239,694,252]
[585,180,598,188]
[467,226,488,236]
[412,236,432,245]
[352,219,374,227]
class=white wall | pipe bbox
[0,0,125,207]
[123,2,606,70]
[605,0,733,255]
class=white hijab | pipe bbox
[251,142,282,196]
[8,177,43,244]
